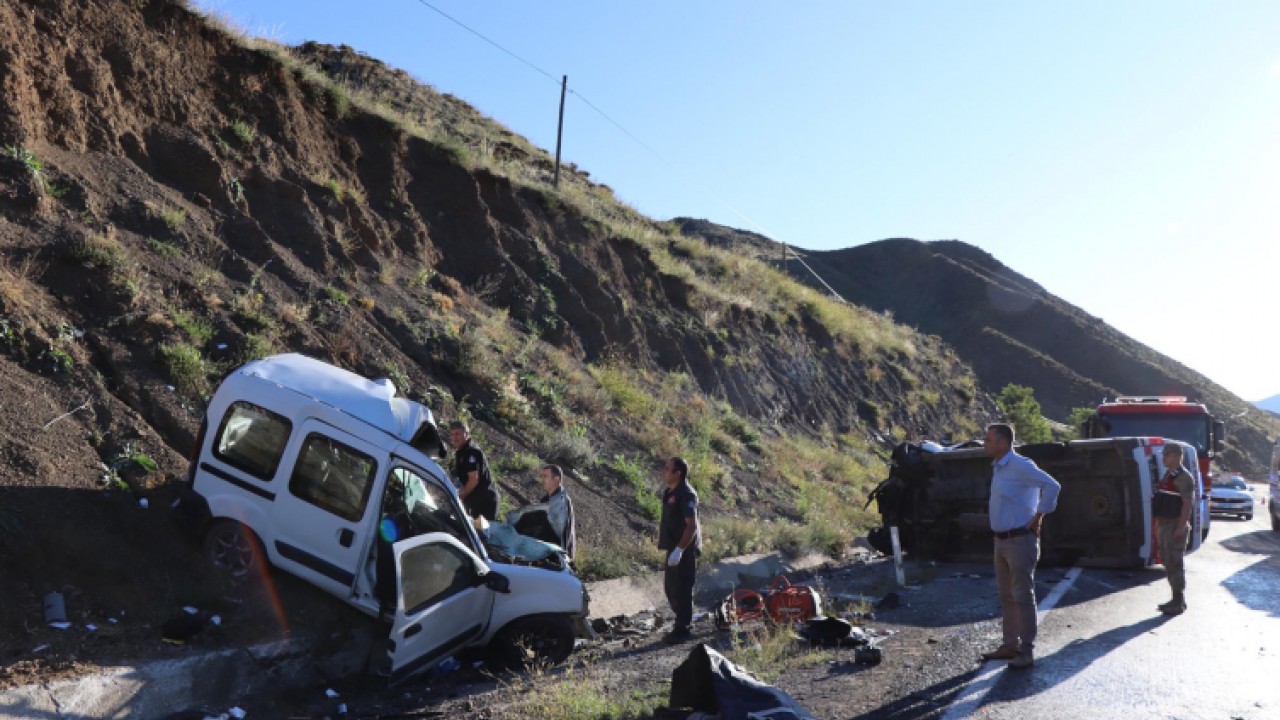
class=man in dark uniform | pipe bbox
[448,421,499,521]
[658,456,701,644]
[1156,443,1195,615]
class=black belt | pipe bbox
[993,527,1031,539]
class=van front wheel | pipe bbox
[204,521,262,577]
[492,615,574,670]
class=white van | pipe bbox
[176,354,589,682]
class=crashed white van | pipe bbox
[176,354,588,682]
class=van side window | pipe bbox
[289,434,378,522]
[213,402,293,481]
[400,541,477,615]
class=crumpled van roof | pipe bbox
[230,353,433,443]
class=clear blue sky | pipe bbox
[198,1,1280,403]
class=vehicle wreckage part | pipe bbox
[204,520,262,577]
[491,614,575,670]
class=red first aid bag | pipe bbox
[763,575,822,623]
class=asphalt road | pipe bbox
[939,510,1279,720]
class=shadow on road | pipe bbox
[847,614,1171,719]
[846,670,979,720]
[1218,528,1280,555]
[1216,529,1280,617]
[988,614,1171,703]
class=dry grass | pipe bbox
[500,667,664,720]
[0,252,44,314]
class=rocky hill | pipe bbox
[676,221,1279,475]
[0,0,996,673]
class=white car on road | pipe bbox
[1209,476,1253,520]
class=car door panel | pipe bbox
[389,533,495,684]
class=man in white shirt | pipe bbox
[980,423,1061,670]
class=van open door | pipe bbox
[388,533,499,684]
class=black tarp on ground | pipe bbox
[667,643,816,720]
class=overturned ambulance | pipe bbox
[867,438,1205,568]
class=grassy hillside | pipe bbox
[0,0,995,665]
[675,225,1280,475]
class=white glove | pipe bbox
[667,547,683,567]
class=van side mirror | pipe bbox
[478,571,510,594]
[1213,420,1225,454]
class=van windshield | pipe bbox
[381,466,473,549]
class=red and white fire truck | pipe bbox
[1081,396,1225,539]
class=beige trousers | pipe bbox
[1157,520,1188,594]
[994,533,1040,652]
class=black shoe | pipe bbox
[662,628,693,645]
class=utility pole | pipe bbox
[553,75,567,187]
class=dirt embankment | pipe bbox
[0,0,1000,679]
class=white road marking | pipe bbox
[940,566,1083,720]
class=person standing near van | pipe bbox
[658,456,701,644]
[1156,443,1195,616]
[449,421,499,521]
[981,423,1060,670]
[506,464,576,560]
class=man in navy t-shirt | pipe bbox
[658,456,701,644]
[449,421,499,521]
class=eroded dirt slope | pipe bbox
[0,0,996,678]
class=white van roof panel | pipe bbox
[236,353,431,442]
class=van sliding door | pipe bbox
[271,419,385,599]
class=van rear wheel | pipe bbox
[204,521,262,577]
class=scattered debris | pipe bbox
[163,612,209,644]
[325,688,340,698]
[228,708,247,720]
[43,591,66,624]
[591,612,659,641]
[48,622,72,630]
[41,399,92,431]
[854,646,884,665]
[797,617,879,655]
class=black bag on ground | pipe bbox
[668,643,816,720]
[1152,490,1183,519]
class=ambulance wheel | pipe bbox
[204,520,262,578]
[492,615,574,670]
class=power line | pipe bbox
[410,0,559,86]
[407,0,846,303]
[566,90,669,165]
